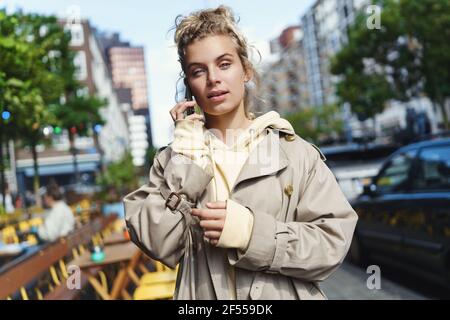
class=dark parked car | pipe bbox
[350,137,450,287]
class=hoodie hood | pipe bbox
[171,110,294,154]
[170,110,295,202]
[206,110,295,151]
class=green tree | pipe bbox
[331,0,450,129]
[96,152,138,202]
[1,10,107,207]
[0,11,62,207]
[285,104,343,144]
[401,0,450,129]
[52,94,107,184]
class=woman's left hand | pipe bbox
[191,201,227,246]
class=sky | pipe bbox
[1,0,315,147]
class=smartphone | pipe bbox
[184,83,195,116]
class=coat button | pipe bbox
[284,184,293,196]
[285,134,295,142]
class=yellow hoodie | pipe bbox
[170,110,294,299]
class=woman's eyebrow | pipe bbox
[187,53,234,69]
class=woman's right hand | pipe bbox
[170,100,204,122]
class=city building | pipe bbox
[301,0,367,108]
[257,26,310,116]
[258,0,446,143]
[96,32,154,164]
[60,18,130,162]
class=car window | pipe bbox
[375,150,416,193]
[412,145,450,191]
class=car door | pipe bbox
[356,149,418,262]
[402,144,450,282]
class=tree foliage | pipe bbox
[331,0,450,128]
[0,10,107,204]
[96,152,138,202]
[285,104,343,144]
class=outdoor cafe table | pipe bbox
[67,241,141,300]
[0,244,24,258]
[102,231,128,246]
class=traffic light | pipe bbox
[128,115,148,167]
[42,126,53,136]
[94,124,102,133]
[1,111,11,121]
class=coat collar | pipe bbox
[230,127,290,194]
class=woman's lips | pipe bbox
[208,92,228,102]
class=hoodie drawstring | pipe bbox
[207,134,218,202]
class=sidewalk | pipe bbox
[321,261,428,300]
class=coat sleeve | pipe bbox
[123,148,213,268]
[227,144,358,282]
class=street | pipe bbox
[321,260,429,300]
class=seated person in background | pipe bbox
[36,184,75,242]
[0,183,15,214]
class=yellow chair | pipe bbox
[17,220,39,245]
[139,261,178,285]
[18,221,31,233]
[29,206,45,214]
[139,271,177,286]
[29,217,43,228]
[109,219,125,233]
[79,199,91,210]
[133,282,176,300]
[81,212,90,224]
[1,226,19,244]
[133,261,178,300]
[26,234,38,245]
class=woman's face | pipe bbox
[184,34,251,116]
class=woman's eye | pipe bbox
[220,62,231,69]
[192,69,204,76]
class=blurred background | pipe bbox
[0,0,449,300]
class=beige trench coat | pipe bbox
[123,127,358,300]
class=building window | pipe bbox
[74,51,87,80]
[66,23,84,46]
[76,86,89,97]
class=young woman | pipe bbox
[124,6,358,300]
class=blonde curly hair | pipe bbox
[173,5,259,119]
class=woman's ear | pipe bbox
[244,68,253,83]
